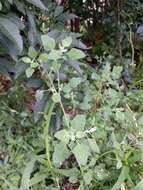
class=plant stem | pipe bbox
[43,102,59,188]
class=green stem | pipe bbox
[43,102,59,188]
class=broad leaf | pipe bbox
[53,142,70,165]
[26,67,34,78]
[67,48,86,60]
[71,114,86,131]
[62,37,72,47]
[73,143,90,166]
[41,34,56,51]
[25,0,47,10]
[48,50,62,60]
[0,17,23,53]
[55,129,70,144]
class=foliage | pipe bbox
[0,0,143,190]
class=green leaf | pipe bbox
[55,129,70,144]
[30,61,39,68]
[71,114,86,131]
[39,53,49,62]
[41,34,56,50]
[52,93,61,103]
[67,48,86,60]
[22,57,31,63]
[48,50,62,60]
[52,62,61,72]
[28,47,37,59]
[62,37,72,47]
[69,77,82,88]
[25,0,47,10]
[26,67,34,78]
[73,143,90,166]
[30,173,48,187]
[83,170,93,185]
[111,166,129,190]
[0,17,23,53]
[20,157,37,190]
[88,138,100,154]
[53,142,70,165]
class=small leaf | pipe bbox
[39,53,49,62]
[67,48,86,60]
[62,37,72,47]
[22,57,31,63]
[55,130,70,144]
[53,142,70,165]
[26,67,34,78]
[41,34,56,50]
[73,143,90,166]
[28,47,37,59]
[30,61,39,68]
[116,160,122,169]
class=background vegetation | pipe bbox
[0,0,143,189]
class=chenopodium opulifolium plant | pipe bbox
[20,35,143,189]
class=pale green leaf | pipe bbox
[41,34,55,50]
[39,53,49,62]
[62,37,72,47]
[71,114,86,131]
[55,129,70,144]
[26,67,34,78]
[88,138,100,154]
[48,50,62,60]
[73,143,90,166]
[30,61,39,68]
[67,48,85,60]
[28,47,37,59]
[22,57,31,63]
[20,157,37,190]
[53,142,70,165]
